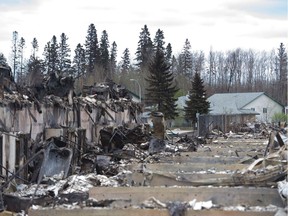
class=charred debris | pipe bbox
[0,71,202,213]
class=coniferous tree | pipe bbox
[12,31,19,79]
[165,43,172,65]
[43,36,60,75]
[31,38,39,59]
[121,48,130,74]
[59,33,71,75]
[99,30,110,74]
[276,43,287,105]
[26,37,43,86]
[145,48,178,120]
[18,37,25,83]
[43,42,51,74]
[180,39,192,77]
[27,55,44,86]
[27,37,44,86]
[135,24,154,71]
[0,53,8,66]
[153,29,165,52]
[171,55,178,74]
[184,72,210,124]
[72,43,86,78]
[110,41,117,76]
[85,23,99,74]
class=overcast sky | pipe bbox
[0,0,287,63]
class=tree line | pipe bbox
[0,24,287,121]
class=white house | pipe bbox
[208,92,284,123]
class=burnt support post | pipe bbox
[67,128,86,172]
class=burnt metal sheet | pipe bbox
[37,141,72,182]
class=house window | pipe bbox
[263,108,267,113]
[251,108,255,111]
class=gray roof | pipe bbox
[208,92,264,115]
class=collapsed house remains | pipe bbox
[0,72,287,216]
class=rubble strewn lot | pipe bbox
[27,134,287,216]
[0,72,287,216]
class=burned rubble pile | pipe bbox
[1,124,201,213]
[22,125,287,216]
[0,72,203,215]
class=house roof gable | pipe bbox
[207,92,266,115]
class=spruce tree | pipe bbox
[109,41,117,76]
[26,37,43,86]
[85,23,99,74]
[31,38,39,59]
[276,43,287,105]
[180,39,192,77]
[43,35,60,75]
[145,47,178,120]
[121,48,130,74]
[165,43,172,65]
[72,43,86,78]
[59,33,71,75]
[27,37,44,86]
[99,30,110,73]
[184,72,210,124]
[18,37,25,83]
[135,24,154,71]
[12,31,19,79]
[27,55,44,86]
[171,55,177,74]
[43,42,50,74]
[153,29,165,52]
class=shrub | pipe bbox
[272,112,288,123]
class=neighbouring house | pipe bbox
[175,92,284,135]
[208,92,284,123]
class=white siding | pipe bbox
[243,94,283,122]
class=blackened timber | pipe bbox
[15,133,30,183]
[0,149,45,190]
[66,128,86,169]
[27,107,37,123]
[276,132,285,147]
